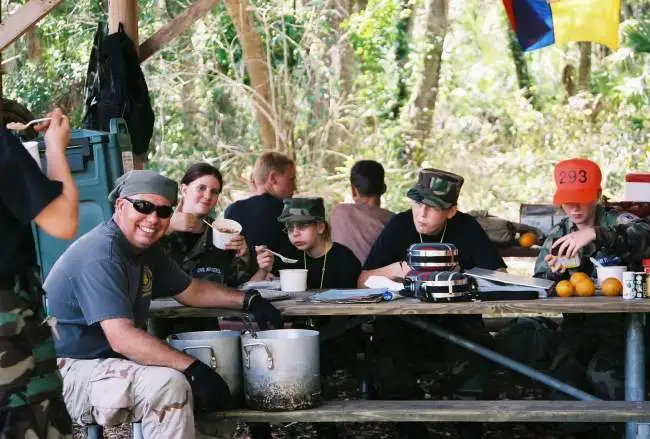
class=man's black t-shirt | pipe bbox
[364,210,506,271]
[274,242,361,289]
[0,129,62,278]
[224,193,290,259]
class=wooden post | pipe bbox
[108,0,138,47]
[108,0,145,169]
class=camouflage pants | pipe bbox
[0,398,72,439]
[550,314,624,401]
[58,358,195,439]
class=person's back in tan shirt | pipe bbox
[331,203,393,264]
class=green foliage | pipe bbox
[3,0,650,221]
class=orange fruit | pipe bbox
[555,280,575,297]
[601,277,623,297]
[570,272,590,287]
[519,232,537,248]
[575,278,596,297]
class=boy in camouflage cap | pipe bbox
[360,168,504,439]
[406,168,464,210]
[256,197,360,289]
[360,167,501,285]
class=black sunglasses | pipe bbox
[123,197,174,219]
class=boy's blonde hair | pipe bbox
[254,152,294,184]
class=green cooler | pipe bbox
[33,118,133,278]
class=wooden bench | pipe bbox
[198,400,650,424]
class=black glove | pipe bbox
[249,294,282,330]
[183,360,232,411]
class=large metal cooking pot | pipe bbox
[168,330,242,404]
[241,329,322,411]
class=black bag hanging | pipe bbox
[81,21,107,131]
[82,22,154,157]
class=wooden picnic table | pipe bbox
[150,293,650,318]
[149,294,650,438]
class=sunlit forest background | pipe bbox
[3,0,650,220]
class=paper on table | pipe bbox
[306,289,388,304]
[239,279,281,291]
[364,275,404,292]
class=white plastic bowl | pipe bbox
[596,265,627,288]
[279,269,308,292]
[211,218,242,250]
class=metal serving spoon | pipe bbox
[6,117,53,131]
[266,249,298,264]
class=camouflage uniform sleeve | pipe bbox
[533,223,569,281]
[534,234,553,279]
[227,255,253,287]
[595,218,650,268]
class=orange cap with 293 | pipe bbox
[553,158,602,206]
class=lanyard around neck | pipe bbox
[419,221,447,244]
[304,241,330,289]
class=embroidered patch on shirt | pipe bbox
[141,265,153,297]
[617,212,639,225]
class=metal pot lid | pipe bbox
[407,243,458,257]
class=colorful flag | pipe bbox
[503,0,620,52]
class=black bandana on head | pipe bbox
[108,170,178,204]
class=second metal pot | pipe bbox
[241,329,322,411]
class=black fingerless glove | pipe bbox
[183,360,232,411]
[247,292,282,330]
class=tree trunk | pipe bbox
[506,27,536,106]
[222,0,280,150]
[577,42,591,91]
[26,25,41,61]
[327,0,356,96]
[393,0,416,118]
[402,0,448,144]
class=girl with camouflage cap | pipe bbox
[255,197,361,288]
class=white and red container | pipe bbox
[625,172,650,202]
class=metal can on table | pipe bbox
[623,271,636,299]
[633,272,648,298]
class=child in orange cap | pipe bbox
[535,158,638,278]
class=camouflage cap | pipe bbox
[277,197,326,224]
[406,168,464,210]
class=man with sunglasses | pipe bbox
[44,170,282,438]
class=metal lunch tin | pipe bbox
[406,243,459,271]
[403,270,474,302]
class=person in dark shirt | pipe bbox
[360,169,505,285]
[1,109,79,438]
[360,168,505,439]
[256,197,361,288]
[256,197,360,439]
[224,151,296,262]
